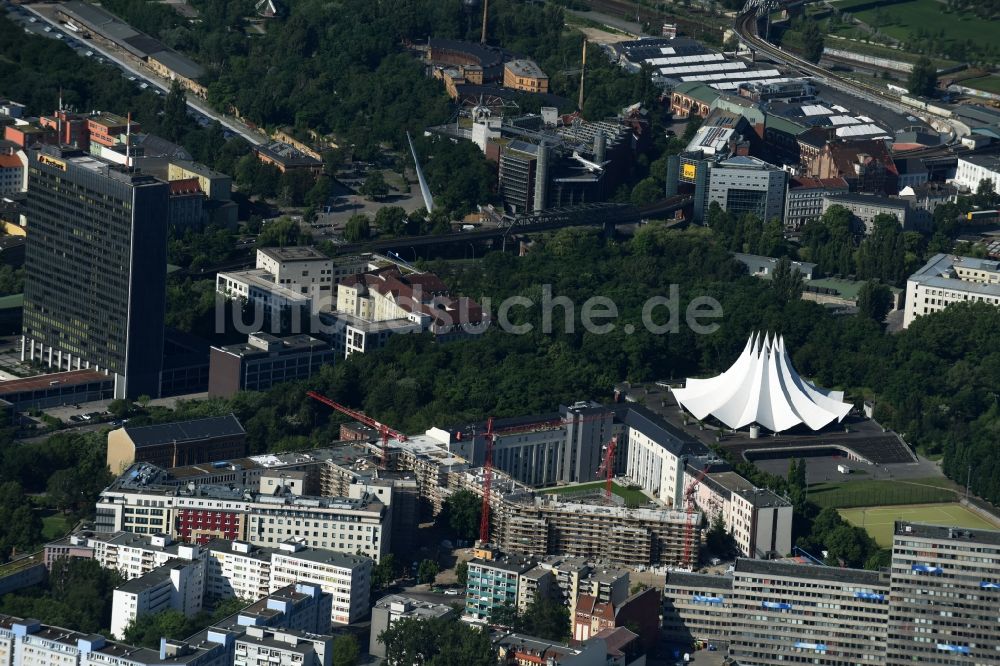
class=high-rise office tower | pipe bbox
[22,146,168,398]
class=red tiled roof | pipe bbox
[338,267,486,327]
[789,175,849,190]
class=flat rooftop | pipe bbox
[665,571,733,591]
[909,253,1000,298]
[258,246,329,262]
[122,414,245,448]
[896,521,1000,546]
[0,370,110,395]
[218,269,312,303]
[735,558,884,586]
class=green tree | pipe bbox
[439,490,481,542]
[343,214,371,242]
[108,399,133,419]
[455,561,468,586]
[630,177,662,206]
[332,634,359,666]
[375,206,408,236]
[161,80,188,142]
[857,280,893,322]
[516,595,571,641]
[705,513,738,558]
[258,218,311,247]
[360,171,389,200]
[975,178,999,208]
[372,553,398,590]
[907,56,938,96]
[380,617,496,666]
[417,558,440,585]
[801,21,825,63]
[122,610,192,648]
[772,257,805,301]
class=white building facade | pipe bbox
[903,254,1000,328]
[269,545,372,625]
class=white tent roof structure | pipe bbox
[671,332,852,432]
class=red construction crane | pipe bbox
[478,417,496,545]
[306,391,407,468]
[475,411,612,545]
[682,466,710,568]
[595,435,618,500]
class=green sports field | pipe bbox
[831,0,999,54]
[840,503,1000,547]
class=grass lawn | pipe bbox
[541,481,649,506]
[840,503,1000,547]
[961,76,1000,95]
[41,512,73,541]
[808,478,957,509]
[830,0,999,53]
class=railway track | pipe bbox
[734,9,904,107]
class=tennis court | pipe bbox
[840,503,1000,547]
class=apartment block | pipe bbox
[887,521,1000,665]
[233,626,331,666]
[245,493,389,563]
[662,571,732,645]
[465,550,536,621]
[369,595,456,659]
[269,543,372,626]
[111,558,206,639]
[495,490,692,567]
[903,253,1000,328]
[684,465,793,559]
[728,559,890,666]
[204,540,273,601]
[623,405,710,509]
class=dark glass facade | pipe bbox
[22,147,168,398]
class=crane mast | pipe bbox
[306,391,407,468]
[595,435,618,500]
[683,466,710,568]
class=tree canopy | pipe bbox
[379,617,496,666]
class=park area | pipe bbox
[840,503,999,546]
[830,0,1000,55]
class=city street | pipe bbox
[12,1,269,146]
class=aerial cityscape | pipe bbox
[0,0,998,664]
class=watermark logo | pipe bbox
[215,283,722,337]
